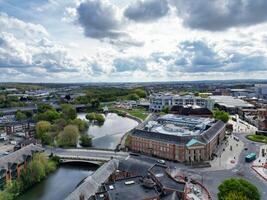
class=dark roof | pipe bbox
[170,106,212,116]
[105,176,159,200]
[149,164,185,193]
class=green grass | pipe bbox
[110,106,148,120]
[246,134,267,144]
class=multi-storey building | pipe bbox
[149,93,214,112]
[0,144,43,189]
[129,114,226,163]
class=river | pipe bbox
[18,164,97,200]
[77,112,138,149]
[18,113,138,200]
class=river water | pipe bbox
[18,113,138,200]
[77,112,138,149]
[18,164,97,200]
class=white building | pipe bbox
[149,93,214,111]
[255,84,267,99]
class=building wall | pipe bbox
[149,95,214,111]
[130,125,226,162]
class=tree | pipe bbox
[91,99,100,109]
[15,111,27,121]
[127,93,139,101]
[36,121,52,144]
[213,109,230,123]
[218,178,260,200]
[95,114,105,123]
[61,104,77,120]
[162,106,169,114]
[58,125,79,147]
[70,118,88,132]
[134,89,147,98]
[86,112,96,121]
[37,104,54,113]
[80,134,92,147]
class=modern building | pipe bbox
[129,114,226,163]
[149,93,214,112]
[255,84,267,99]
[0,144,43,189]
[210,95,254,114]
[170,105,213,118]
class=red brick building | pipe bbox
[129,115,226,163]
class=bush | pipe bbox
[80,134,92,147]
[86,112,105,123]
[57,125,79,147]
[218,178,260,200]
[70,118,88,132]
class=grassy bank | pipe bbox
[246,134,267,144]
[110,107,148,121]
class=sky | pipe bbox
[0,0,267,82]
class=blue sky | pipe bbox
[1,0,267,82]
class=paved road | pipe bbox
[126,132,267,200]
[49,148,129,160]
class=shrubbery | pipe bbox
[0,153,58,200]
[86,112,105,123]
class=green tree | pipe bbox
[15,111,27,121]
[58,125,79,147]
[70,118,88,132]
[162,106,169,114]
[80,134,92,147]
[95,114,105,123]
[127,93,139,101]
[134,89,147,98]
[37,104,54,113]
[61,104,77,120]
[213,109,230,123]
[86,112,96,121]
[218,178,260,200]
[36,121,52,144]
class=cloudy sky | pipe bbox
[1,0,267,82]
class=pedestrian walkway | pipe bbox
[209,135,244,170]
[252,145,267,181]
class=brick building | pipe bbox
[0,144,43,189]
[129,114,226,163]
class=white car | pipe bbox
[157,159,166,164]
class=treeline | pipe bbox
[35,104,89,147]
[0,153,58,200]
[75,87,147,104]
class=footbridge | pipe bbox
[49,148,129,165]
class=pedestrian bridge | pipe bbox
[51,148,128,165]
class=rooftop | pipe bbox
[210,95,254,108]
[149,164,186,192]
[104,176,159,200]
[0,144,43,171]
[145,114,215,137]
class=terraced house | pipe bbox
[0,144,43,189]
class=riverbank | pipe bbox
[0,153,58,200]
[17,163,97,200]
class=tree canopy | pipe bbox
[213,109,230,123]
[58,125,79,147]
[218,178,260,200]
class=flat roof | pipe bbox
[105,176,159,200]
[149,164,185,192]
[210,96,254,108]
[145,114,215,137]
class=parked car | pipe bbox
[157,159,166,164]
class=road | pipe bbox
[49,148,129,161]
[124,131,267,200]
